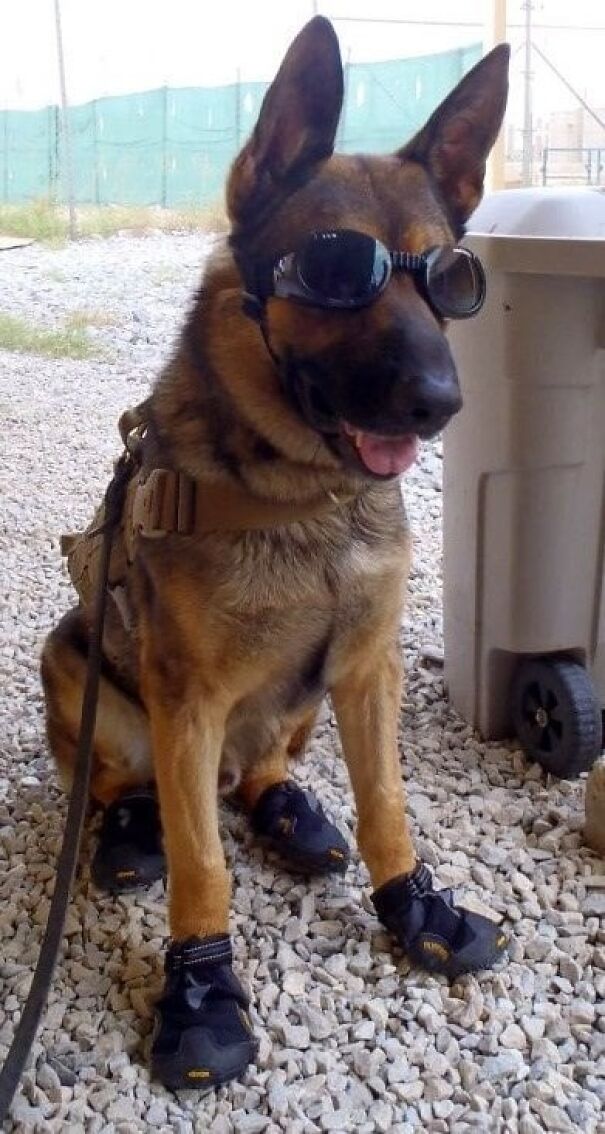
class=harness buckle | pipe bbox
[131,469,196,539]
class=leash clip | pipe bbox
[118,400,150,460]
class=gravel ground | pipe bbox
[0,233,604,1134]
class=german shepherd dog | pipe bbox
[41,18,509,1088]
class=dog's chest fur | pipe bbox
[132,487,408,699]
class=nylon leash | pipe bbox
[0,452,133,1125]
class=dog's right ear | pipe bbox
[227,17,343,229]
[398,44,510,231]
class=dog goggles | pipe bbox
[269,229,486,319]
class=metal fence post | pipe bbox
[235,68,241,151]
[54,0,77,236]
[54,106,60,201]
[47,105,53,198]
[337,48,351,150]
[3,111,8,202]
[161,85,168,208]
[92,99,100,205]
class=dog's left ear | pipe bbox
[227,17,343,228]
[399,44,510,228]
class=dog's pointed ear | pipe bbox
[227,17,343,227]
[399,44,510,228]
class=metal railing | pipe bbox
[542,146,604,186]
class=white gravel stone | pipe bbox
[585,758,605,855]
[369,1101,394,1132]
[297,1005,334,1041]
[481,1051,527,1079]
[282,971,307,997]
[243,1117,273,1133]
[500,1023,528,1050]
[106,1097,138,1122]
[0,231,603,1133]
[558,956,582,983]
[582,892,605,917]
[433,1100,455,1119]
[520,1015,545,1042]
[531,1101,575,1131]
[363,999,389,1029]
[417,1004,441,1034]
[395,1080,424,1103]
[280,1024,310,1049]
[146,1101,168,1126]
[568,1001,596,1025]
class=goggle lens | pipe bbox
[425,246,485,318]
[297,230,391,305]
[270,230,485,319]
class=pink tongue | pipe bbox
[354,431,419,476]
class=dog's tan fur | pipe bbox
[41,19,509,943]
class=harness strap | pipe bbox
[61,405,356,639]
[131,466,354,539]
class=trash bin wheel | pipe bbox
[511,656,603,778]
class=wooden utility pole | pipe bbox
[53,0,77,238]
[521,0,534,186]
[484,0,508,191]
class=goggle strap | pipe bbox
[391,251,426,272]
[241,292,263,323]
[232,245,275,304]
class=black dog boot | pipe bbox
[251,781,350,874]
[151,935,258,1090]
[372,862,508,979]
[91,786,165,892]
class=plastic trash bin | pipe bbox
[444,187,605,777]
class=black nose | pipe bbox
[377,316,462,436]
[404,371,463,434]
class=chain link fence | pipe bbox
[1,44,480,208]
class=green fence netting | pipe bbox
[1,44,481,208]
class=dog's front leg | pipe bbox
[332,650,507,979]
[140,647,258,1090]
[150,692,229,940]
[331,648,416,887]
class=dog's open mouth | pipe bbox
[288,361,421,479]
[342,423,419,477]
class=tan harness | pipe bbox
[62,400,355,627]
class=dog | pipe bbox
[41,17,510,1089]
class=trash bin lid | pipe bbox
[469,187,605,238]
[464,188,605,277]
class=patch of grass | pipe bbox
[65,308,118,331]
[0,312,97,359]
[0,199,227,244]
[151,264,182,286]
[0,199,66,243]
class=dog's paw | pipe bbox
[150,935,258,1090]
[251,781,350,875]
[372,862,508,979]
[91,786,165,892]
